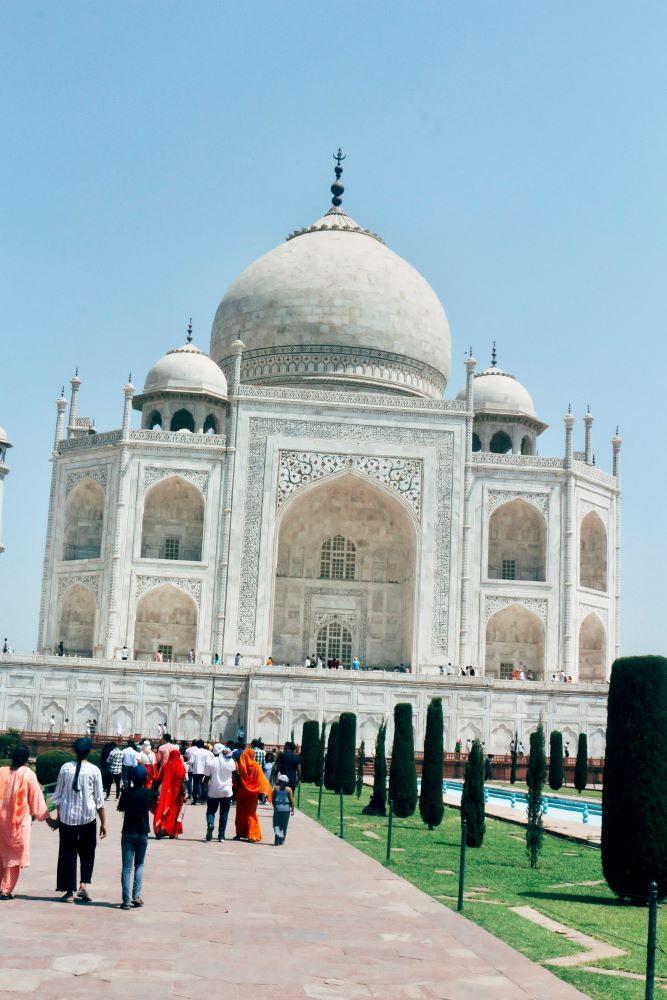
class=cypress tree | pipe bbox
[419,697,445,830]
[510,731,518,785]
[300,719,320,783]
[389,703,418,818]
[460,739,485,847]
[362,720,387,815]
[526,721,546,868]
[314,720,327,788]
[602,656,667,902]
[336,712,357,795]
[574,733,588,793]
[356,740,366,799]
[323,720,339,791]
[549,730,564,790]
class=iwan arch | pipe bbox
[7,157,622,741]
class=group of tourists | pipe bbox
[0,734,300,908]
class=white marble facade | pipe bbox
[34,175,621,720]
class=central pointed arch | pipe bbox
[271,471,418,669]
[485,603,545,680]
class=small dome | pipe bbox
[210,206,451,398]
[457,365,537,419]
[0,427,11,446]
[143,342,228,400]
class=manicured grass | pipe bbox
[299,784,664,1000]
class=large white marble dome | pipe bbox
[210,206,452,398]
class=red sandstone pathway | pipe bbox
[0,801,587,1000]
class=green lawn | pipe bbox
[298,784,664,1000]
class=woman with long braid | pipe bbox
[51,737,106,902]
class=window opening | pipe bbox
[320,535,355,580]
[163,538,180,560]
[203,414,218,435]
[499,662,515,680]
[316,620,353,668]
[501,559,516,580]
[158,644,173,662]
[170,409,195,433]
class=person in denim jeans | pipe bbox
[117,765,152,910]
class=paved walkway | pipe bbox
[0,801,587,999]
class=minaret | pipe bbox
[104,376,135,658]
[583,406,594,465]
[54,387,67,449]
[562,407,576,676]
[458,349,476,668]
[0,426,13,555]
[67,369,82,438]
[611,427,623,662]
[37,390,69,648]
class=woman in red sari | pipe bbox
[234,748,272,843]
[153,748,186,839]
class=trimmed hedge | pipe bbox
[461,740,485,847]
[389,703,417,819]
[336,712,357,795]
[363,720,387,816]
[324,721,339,791]
[602,656,667,902]
[300,720,320,783]
[419,697,444,830]
[526,722,546,868]
[314,720,327,787]
[36,750,73,786]
[356,740,366,799]
[574,733,588,793]
[548,730,564,790]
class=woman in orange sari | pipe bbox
[0,746,54,897]
[153,748,186,839]
[234,748,272,842]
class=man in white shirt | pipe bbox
[121,740,139,789]
[51,737,106,903]
[191,740,212,804]
[204,745,237,841]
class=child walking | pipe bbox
[271,774,294,846]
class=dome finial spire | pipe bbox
[331,148,346,207]
[186,318,193,344]
[491,341,497,367]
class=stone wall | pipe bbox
[0,654,608,756]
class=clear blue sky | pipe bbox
[0,2,665,655]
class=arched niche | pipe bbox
[578,613,606,681]
[63,479,104,560]
[58,584,96,656]
[521,435,534,456]
[316,618,353,667]
[472,432,482,453]
[490,430,512,454]
[147,410,163,430]
[170,409,195,433]
[133,583,198,661]
[580,511,607,591]
[488,498,547,582]
[7,700,30,731]
[272,472,418,669]
[141,476,204,562]
[485,604,545,680]
[203,414,218,435]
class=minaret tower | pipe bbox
[0,426,12,554]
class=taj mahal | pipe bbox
[0,156,620,751]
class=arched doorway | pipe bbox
[578,613,606,681]
[133,583,198,661]
[141,476,204,562]
[485,604,545,679]
[63,479,104,560]
[488,499,547,582]
[316,619,353,667]
[271,472,418,668]
[580,512,607,591]
[58,584,96,656]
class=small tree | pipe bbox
[323,721,339,791]
[460,739,485,847]
[389,703,418,818]
[419,697,445,830]
[314,720,327,788]
[355,740,366,799]
[526,721,546,868]
[35,750,73,786]
[336,712,357,795]
[548,730,564,790]
[510,732,518,785]
[602,656,667,902]
[362,721,387,815]
[300,719,320,783]
[574,733,588,793]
